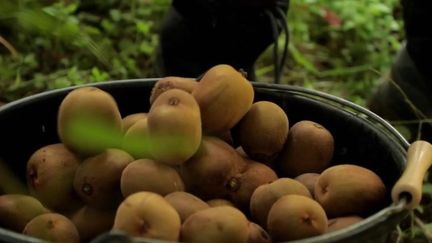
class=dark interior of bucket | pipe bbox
[0,80,408,241]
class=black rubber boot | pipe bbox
[367,45,432,142]
[154,0,290,81]
[367,0,432,142]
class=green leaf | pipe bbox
[110,9,122,22]
[423,183,432,196]
[136,21,151,35]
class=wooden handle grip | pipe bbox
[392,140,432,210]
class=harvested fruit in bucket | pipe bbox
[0,64,393,243]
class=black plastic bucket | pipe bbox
[0,79,417,243]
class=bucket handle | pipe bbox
[392,140,432,210]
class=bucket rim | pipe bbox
[0,78,411,150]
[0,78,411,243]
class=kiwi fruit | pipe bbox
[122,118,152,159]
[250,178,311,227]
[122,113,148,133]
[57,86,123,156]
[120,158,185,197]
[69,205,115,242]
[327,216,363,233]
[228,160,278,211]
[164,191,210,222]
[267,194,328,241]
[150,76,197,104]
[236,147,249,159]
[233,101,289,163]
[148,89,202,165]
[181,206,250,243]
[180,136,246,200]
[0,194,50,232]
[192,64,254,135]
[207,199,235,208]
[247,222,272,243]
[112,191,181,241]
[295,173,320,196]
[216,130,235,146]
[26,143,82,213]
[277,120,334,178]
[73,148,134,209]
[23,213,80,243]
[314,164,386,218]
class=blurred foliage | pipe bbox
[257,0,404,106]
[0,0,169,101]
[0,0,404,104]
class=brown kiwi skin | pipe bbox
[0,194,50,232]
[206,198,235,208]
[73,149,134,210]
[314,164,386,218]
[164,191,210,223]
[228,160,278,212]
[181,206,250,243]
[267,194,328,242]
[233,101,289,164]
[327,216,363,233]
[69,205,116,242]
[122,113,148,133]
[122,118,152,159]
[57,86,123,157]
[149,76,197,104]
[295,173,320,197]
[180,136,246,200]
[112,191,181,241]
[26,143,82,213]
[22,213,80,243]
[192,64,254,135]
[247,222,272,243]
[147,89,202,165]
[250,178,312,227]
[276,120,334,178]
[120,158,185,197]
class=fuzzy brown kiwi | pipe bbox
[69,205,115,242]
[122,118,152,159]
[150,76,197,104]
[23,213,80,243]
[327,216,363,233]
[122,113,148,133]
[228,160,278,211]
[314,164,386,218]
[233,101,289,164]
[246,222,272,243]
[26,143,82,213]
[206,199,235,208]
[164,191,209,222]
[192,64,254,135]
[277,120,334,178]
[267,194,328,241]
[120,158,185,197]
[180,136,246,200]
[250,178,311,227]
[181,206,250,243]
[112,191,181,241]
[73,149,134,209]
[148,89,202,165]
[57,87,123,156]
[295,173,320,196]
[0,194,50,232]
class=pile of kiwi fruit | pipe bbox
[0,64,387,243]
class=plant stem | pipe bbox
[0,36,19,58]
